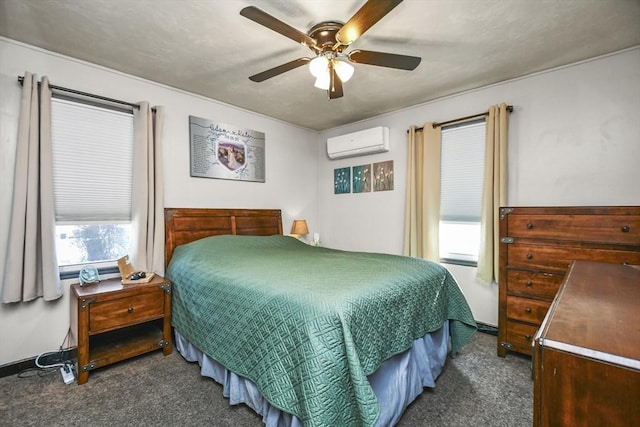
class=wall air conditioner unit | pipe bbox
[327,126,389,160]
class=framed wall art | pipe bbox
[373,160,394,191]
[334,167,351,194]
[189,116,265,182]
[352,164,371,193]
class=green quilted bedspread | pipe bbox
[166,235,476,427]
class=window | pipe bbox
[439,119,486,265]
[51,97,134,273]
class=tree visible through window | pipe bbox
[56,224,131,265]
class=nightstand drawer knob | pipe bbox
[621,225,630,233]
[526,253,533,260]
[527,223,534,229]
[128,306,134,313]
[525,307,532,313]
[526,281,533,287]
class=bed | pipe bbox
[164,208,477,427]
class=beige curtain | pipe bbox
[2,73,61,303]
[403,123,441,262]
[130,103,165,274]
[477,103,509,283]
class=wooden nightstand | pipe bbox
[70,274,172,384]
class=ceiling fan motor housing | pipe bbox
[308,21,346,53]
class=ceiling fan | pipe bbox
[240,0,421,99]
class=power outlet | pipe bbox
[60,363,75,385]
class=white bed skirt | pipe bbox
[175,322,449,427]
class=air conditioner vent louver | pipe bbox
[327,126,389,160]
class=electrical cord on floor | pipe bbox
[17,366,59,379]
[17,328,75,379]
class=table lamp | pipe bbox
[290,220,309,239]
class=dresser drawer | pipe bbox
[504,321,538,356]
[506,244,640,273]
[506,295,550,324]
[507,270,564,300]
[89,291,164,333]
[506,214,640,245]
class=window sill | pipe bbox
[440,258,477,268]
[59,265,120,281]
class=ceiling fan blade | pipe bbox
[240,6,316,48]
[348,49,421,70]
[249,58,311,82]
[328,66,344,99]
[336,0,403,46]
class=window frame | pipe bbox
[438,118,486,266]
[50,94,135,278]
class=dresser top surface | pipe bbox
[539,261,640,364]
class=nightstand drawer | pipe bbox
[90,291,164,333]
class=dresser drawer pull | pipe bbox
[527,223,534,229]
[127,306,134,314]
[526,253,533,260]
[526,281,533,287]
[621,225,630,233]
[525,334,532,341]
[525,307,532,313]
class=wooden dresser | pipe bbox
[533,261,640,426]
[497,206,640,357]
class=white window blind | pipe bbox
[440,120,486,222]
[51,98,134,223]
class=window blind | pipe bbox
[51,98,134,223]
[440,120,486,222]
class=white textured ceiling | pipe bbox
[1,0,639,130]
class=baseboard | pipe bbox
[476,322,498,336]
[0,348,76,379]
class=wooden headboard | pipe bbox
[164,208,283,267]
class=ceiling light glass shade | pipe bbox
[309,56,329,77]
[333,59,354,82]
[314,72,330,90]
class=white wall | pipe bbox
[0,38,319,365]
[317,47,640,326]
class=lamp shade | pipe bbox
[333,59,354,82]
[309,56,329,77]
[314,73,330,90]
[290,219,309,236]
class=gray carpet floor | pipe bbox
[0,331,532,426]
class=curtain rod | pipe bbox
[408,105,514,133]
[17,75,140,110]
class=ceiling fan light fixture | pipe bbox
[333,59,354,83]
[314,72,330,90]
[309,55,329,77]
[241,2,420,100]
